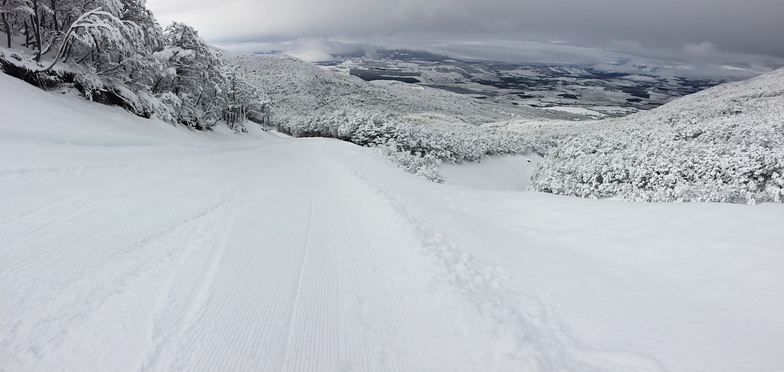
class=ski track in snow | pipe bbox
[1,133,663,371]
[338,145,664,372]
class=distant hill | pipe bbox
[223,52,575,134]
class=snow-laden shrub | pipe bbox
[279,109,538,160]
[376,145,444,183]
[530,68,784,204]
[270,108,545,180]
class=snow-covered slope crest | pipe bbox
[530,67,784,203]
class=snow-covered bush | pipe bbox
[530,68,784,204]
[283,108,537,162]
[376,145,444,183]
[259,105,543,179]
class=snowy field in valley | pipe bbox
[2,73,783,371]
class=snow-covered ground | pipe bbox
[543,106,607,119]
[2,73,783,371]
[439,155,542,191]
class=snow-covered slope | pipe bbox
[527,67,784,203]
[2,72,783,372]
[224,53,575,131]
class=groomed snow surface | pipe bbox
[2,74,783,371]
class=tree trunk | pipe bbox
[23,20,29,47]
[29,15,37,49]
[31,0,43,62]
[1,13,10,48]
[62,39,72,62]
[151,76,165,93]
[1,0,10,48]
[50,0,58,31]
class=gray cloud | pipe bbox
[146,0,784,61]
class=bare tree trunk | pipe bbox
[151,76,165,93]
[1,14,10,48]
[29,15,38,49]
[1,0,11,48]
[31,0,43,62]
[50,0,58,31]
[62,39,72,62]
[23,20,29,47]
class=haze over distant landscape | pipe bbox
[147,0,784,66]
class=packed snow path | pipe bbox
[0,137,637,371]
[1,135,662,371]
[2,75,783,371]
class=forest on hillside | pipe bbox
[0,0,268,131]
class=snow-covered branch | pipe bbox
[38,7,122,72]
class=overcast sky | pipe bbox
[146,0,784,63]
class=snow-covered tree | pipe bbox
[222,65,269,131]
[1,0,269,131]
[151,22,226,129]
[39,7,125,71]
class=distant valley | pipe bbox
[317,48,727,119]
